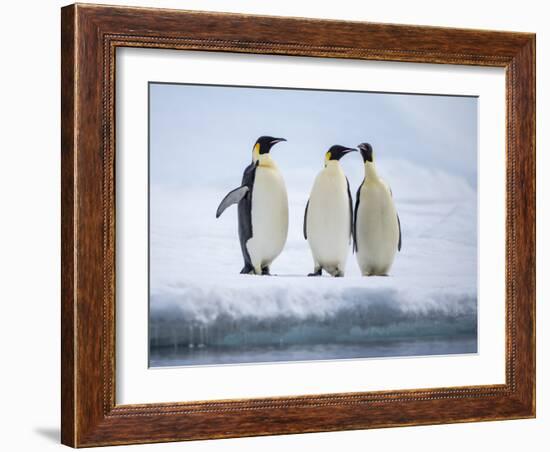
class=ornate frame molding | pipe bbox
[61,4,535,447]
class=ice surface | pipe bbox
[149,159,477,366]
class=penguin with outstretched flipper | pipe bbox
[216,136,288,275]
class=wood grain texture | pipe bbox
[60,5,76,447]
[60,3,536,447]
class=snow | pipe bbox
[149,158,477,365]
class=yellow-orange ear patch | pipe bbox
[253,143,260,161]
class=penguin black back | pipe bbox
[237,161,257,273]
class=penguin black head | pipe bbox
[325,145,356,165]
[253,136,287,157]
[358,143,373,163]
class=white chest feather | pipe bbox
[356,178,399,275]
[306,163,351,269]
[247,163,289,270]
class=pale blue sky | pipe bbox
[149,82,477,191]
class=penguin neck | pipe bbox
[363,161,380,181]
[324,160,343,174]
[256,153,278,169]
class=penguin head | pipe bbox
[358,143,374,163]
[253,136,286,162]
[325,145,356,166]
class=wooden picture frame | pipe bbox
[61,3,535,447]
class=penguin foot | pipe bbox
[261,266,271,276]
[240,264,255,275]
[323,266,344,277]
[308,268,322,277]
[362,272,388,277]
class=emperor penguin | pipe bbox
[303,145,356,277]
[354,143,402,276]
[216,136,288,275]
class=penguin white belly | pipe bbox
[356,182,399,275]
[307,169,350,274]
[247,166,289,272]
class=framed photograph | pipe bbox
[61,3,535,447]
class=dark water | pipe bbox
[149,336,477,367]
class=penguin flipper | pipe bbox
[389,185,402,252]
[216,186,249,218]
[346,178,353,246]
[353,180,363,253]
[303,200,309,239]
[397,213,402,252]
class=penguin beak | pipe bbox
[341,147,357,158]
[270,137,287,145]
